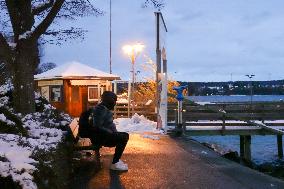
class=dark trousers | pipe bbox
[91,132,129,164]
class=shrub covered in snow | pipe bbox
[0,107,28,136]
[0,80,13,108]
[0,82,72,189]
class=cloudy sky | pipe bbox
[43,0,284,82]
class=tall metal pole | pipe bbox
[131,54,135,114]
[250,78,252,108]
[127,81,131,118]
[123,44,144,117]
[250,77,253,120]
[155,12,161,123]
[246,74,255,120]
[109,0,112,74]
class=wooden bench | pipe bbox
[68,118,101,159]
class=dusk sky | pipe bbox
[43,0,284,82]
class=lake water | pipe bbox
[186,95,284,165]
[187,95,284,103]
[191,135,284,165]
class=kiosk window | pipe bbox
[51,86,62,102]
[88,87,99,101]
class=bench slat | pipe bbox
[69,118,79,140]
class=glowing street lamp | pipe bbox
[122,43,144,116]
[123,43,144,63]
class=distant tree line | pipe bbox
[116,80,284,96]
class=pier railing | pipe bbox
[114,101,284,123]
[114,102,156,120]
[167,101,284,122]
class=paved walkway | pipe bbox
[71,134,284,189]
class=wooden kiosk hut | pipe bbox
[34,61,120,117]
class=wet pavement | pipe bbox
[70,134,284,189]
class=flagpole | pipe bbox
[109,0,112,74]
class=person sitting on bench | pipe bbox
[89,91,129,171]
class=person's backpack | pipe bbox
[78,108,94,138]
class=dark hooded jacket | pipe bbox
[91,91,118,136]
[91,103,117,134]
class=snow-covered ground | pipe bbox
[115,113,163,140]
[115,113,161,133]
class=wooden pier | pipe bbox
[168,122,284,162]
[167,101,284,162]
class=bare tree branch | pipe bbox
[5,0,20,38]
[31,0,102,42]
[143,0,165,9]
[5,1,35,41]
[42,27,87,45]
[57,0,103,20]
[31,0,65,40]
[32,0,55,15]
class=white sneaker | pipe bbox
[118,159,128,167]
[110,160,128,171]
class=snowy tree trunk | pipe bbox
[0,60,9,85]
[12,40,39,114]
[0,35,13,85]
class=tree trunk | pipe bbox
[12,40,39,114]
[0,60,9,85]
[1,0,65,114]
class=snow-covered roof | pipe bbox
[34,61,120,80]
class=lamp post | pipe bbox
[123,43,144,116]
[109,0,112,74]
[245,74,255,120]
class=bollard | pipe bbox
[244,135,251,162]
[240,135,251,162]
[173,85,187,136]
[240,135,244,158]
[277,135,283,158]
